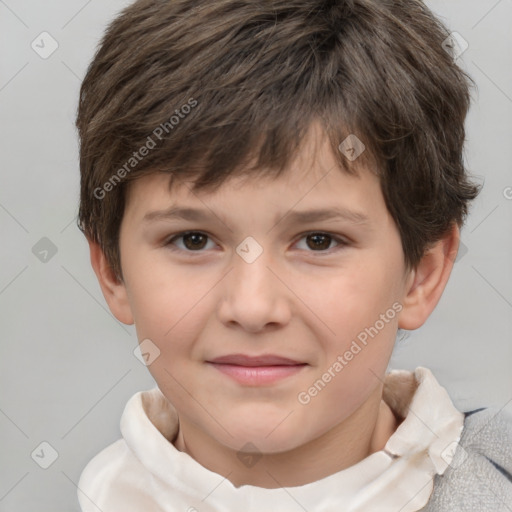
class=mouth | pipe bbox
[206,354,308,386]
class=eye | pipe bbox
[165,231,216,252]
[165,231,349,254]
[294,232,349,253]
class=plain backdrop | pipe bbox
[0,0,511,510]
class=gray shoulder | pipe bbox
[420,407,512,512]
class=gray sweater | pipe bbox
[421,407,512,511]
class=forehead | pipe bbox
[122,123,385,224]
[122,170,386,240]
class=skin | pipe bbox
[89,122,460,489]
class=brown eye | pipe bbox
[295,232,349,253]
[305,233,333,251]
[182,232,208,250]
[166,231,214,252]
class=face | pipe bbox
[116,124,413,455]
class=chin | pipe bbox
[217,419,306,454]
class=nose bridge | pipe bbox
[230,241,277,299]
[217,239,290,330]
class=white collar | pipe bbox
[120,367,464,512]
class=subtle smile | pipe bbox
[206,354,308,386]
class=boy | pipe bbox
[75,0,512,510]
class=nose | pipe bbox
[216,247,292,333]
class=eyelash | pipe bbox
[163,231,350,255]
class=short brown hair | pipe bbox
[76,0,481,282]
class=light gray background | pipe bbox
[0,1,511,510]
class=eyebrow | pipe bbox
[142,206,371,227]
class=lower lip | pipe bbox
[208,363,307,385]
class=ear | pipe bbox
[87,238,134,325]
[398,223,460,330]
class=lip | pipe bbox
[207,354,304,366]
[206,354,308,386]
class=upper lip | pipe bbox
[207,354,306,366]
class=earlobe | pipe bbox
[397,223,460,330]
[87,238,135,325]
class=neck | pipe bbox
[173,387,399,488]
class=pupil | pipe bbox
[184,233,206,250]
[308,234,330,250]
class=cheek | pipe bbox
[128,271,214,363]
[314,263,394,336]
[125,270,183,349]
[124,250,187,322]
[309,259,400,380]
